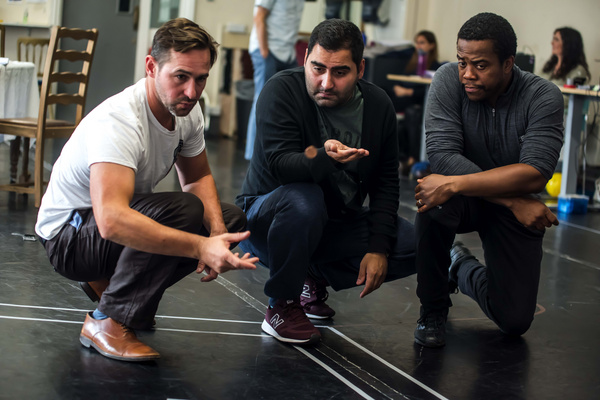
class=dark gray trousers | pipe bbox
[43,192,246,329]
[415,195,545,335]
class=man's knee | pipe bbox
[277,183,328,223]
[223,203,247,233]
[161,192,205,232]
[415,195,467,229]
[496,311,534,336]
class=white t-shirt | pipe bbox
[35,78,205,240]
[248,0,305,63]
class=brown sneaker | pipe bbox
[79,312,160,362]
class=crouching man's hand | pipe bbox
[357,252,388,298]
[196,231,259,282]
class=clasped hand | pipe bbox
[414,174,455,212]
[510,197,559,231]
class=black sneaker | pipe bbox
[300,276,336,320]
[414,308,447,348]
[448,242,474,293]
[262,299,321,345]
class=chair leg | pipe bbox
[33,138,44,208]
[9,137,21,183]
[20,138,31,184]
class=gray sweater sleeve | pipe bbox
[424,63,564,180]
[424,63,483,176]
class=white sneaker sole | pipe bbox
[305,312,333,320]
[261,319,320,344]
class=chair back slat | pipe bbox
[54,49,93,63]
[49,72,87,85]
[56,28,99,42]
[47,94,86,106]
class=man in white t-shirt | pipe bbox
[35,18,258,362]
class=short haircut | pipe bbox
[457,12,517,63]
[151,18,219,68]
[307,19,364,69]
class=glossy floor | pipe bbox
[1,138,599,400]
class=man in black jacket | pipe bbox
[236,19,416,344]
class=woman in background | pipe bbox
[393,30,441,100]
[541,27,591,87]
[392,30,442,175]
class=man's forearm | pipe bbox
[254,7,269,57]
[182,174,226,234]
[97,203,204,259]
[450,164,548,198]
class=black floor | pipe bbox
[1,137,599,400]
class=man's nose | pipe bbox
[184,80,197,99]
[321,72,334,90]
[463,65,477,80]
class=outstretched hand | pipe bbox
[195,231,259,282]
[324,140,369,163]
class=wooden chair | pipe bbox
[0,24,5,58]
[0,26,99,207]
[17,37,50,83]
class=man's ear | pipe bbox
[146,55,158,78]
[503,55,515,74]
[357,58,366,79]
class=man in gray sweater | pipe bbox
[413,13,564,347]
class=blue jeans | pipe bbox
[245,49,298,160]
[238,183,416,299]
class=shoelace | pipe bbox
[284,301,310,322]
[119,323,135,336]
[418,314,445,328]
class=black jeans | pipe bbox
[238,183,416,300]
[43,192,246,329]
[415,195,545,335]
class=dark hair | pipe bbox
[405,30,439,73]
[457,12,517,63]
[151,18,219,67]
[542,27,591,81]
[307,19,364,69]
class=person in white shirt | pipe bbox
[35,18,258,362]
[244,0,305,160]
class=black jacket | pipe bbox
[236,67,400,255]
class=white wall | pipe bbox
[407,0,600,81]
[193,0,255,109]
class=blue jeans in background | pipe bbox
[245,49,298,160]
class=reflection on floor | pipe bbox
[1,137,599,400]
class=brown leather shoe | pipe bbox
[79,312,160,362]
[79,280,109,302]
[79,281,156,327]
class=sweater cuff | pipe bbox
[367,233,393,256]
